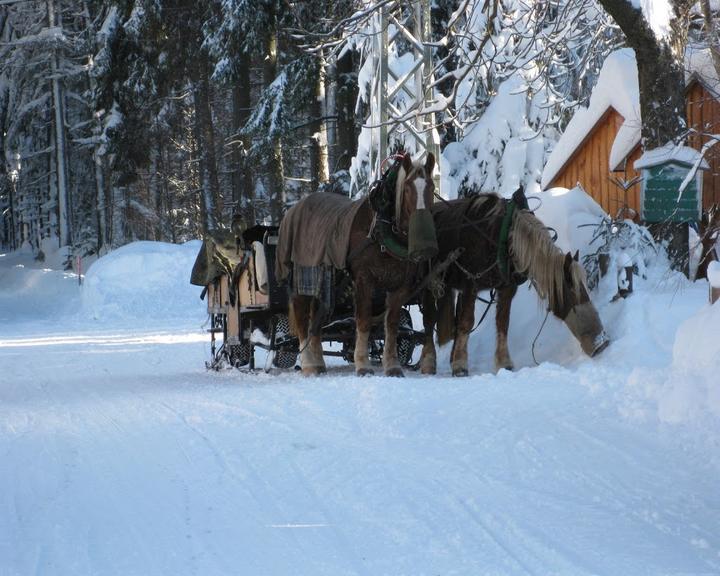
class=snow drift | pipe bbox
[81,240,205,322]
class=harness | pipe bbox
[497,187,531,285]
[348,158,410,262]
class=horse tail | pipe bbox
[435,291,456,346]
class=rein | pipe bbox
[469,289,495,334]
[531,309,551,366]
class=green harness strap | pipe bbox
[376,221,409,259]
[497,199,516,280]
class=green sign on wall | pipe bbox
[641,162,701,223]
[635,145,707,224]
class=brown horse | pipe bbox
[419,193,609,376]
[696,204,720,280]
[278,153,436,376]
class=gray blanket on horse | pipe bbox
[275,192,365,282]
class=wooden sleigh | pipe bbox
[192,223,424,372]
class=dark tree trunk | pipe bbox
[334,50,357,172]
[231,51,253,213]
[599,0,695,274]
[433,0,458,148]
[193,56,220,234]
[263,24,284,223]
[0,75,16,250]
[598,0,691,148]
[309,55,329,189]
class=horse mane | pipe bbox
[394,164,407,221]
[467,193,505,219]
[510,209,586,312]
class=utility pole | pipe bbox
[364,0,441,194]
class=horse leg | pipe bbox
[450,287,476,377]
[494,285,517,372]
[419,289,437,375]
[292,295,322,376]
[353,277,374,376]
[308,298,327,374]
[383,287,411,377]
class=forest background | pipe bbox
[0,0,712,265]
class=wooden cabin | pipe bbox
[543,52,720,217]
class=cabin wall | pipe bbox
[550,109,642,217]
[686,82,720,210]
[549,84,720,217]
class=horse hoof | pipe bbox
[385,367,405,377]
[420,360,437,375]
[452,368,469,377]
[301,367,322,377]
[495,363,514,373]
[356,368,375,377]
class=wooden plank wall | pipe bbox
[549,108,642,216]
[686,82,720,210]
[550,83,720,216]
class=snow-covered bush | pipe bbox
[581,213,656,297]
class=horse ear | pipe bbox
[425,152,435,175]
[573,250,579,262]
[401,153,413,174]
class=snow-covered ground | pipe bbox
[2,203,720,575]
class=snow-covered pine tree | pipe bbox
[337,0,617,199]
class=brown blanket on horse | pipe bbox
[275,192,366,282]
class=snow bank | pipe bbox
[626,299,720,426]
[535,185,607,254]
[0,259,81,322]
[81,240,205,322]
[708,260,720,288]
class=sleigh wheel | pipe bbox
[271,314,298,369]
[397,308,415,367]
[228,342,251,367]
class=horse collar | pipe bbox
[366,162,413,260]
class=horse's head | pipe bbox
[395,152,436,230]
[394,153,438,261]
[552,251,610,357]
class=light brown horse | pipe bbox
[420,193,609,376]
[283,153,436,376]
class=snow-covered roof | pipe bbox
[542,47,720,190]
[685,45,720,97]
[634,143,710,170]
[541,49,641,189]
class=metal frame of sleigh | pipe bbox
[190,222,424,372]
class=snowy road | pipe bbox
[2,240,720,575]
[2,320,719,575]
